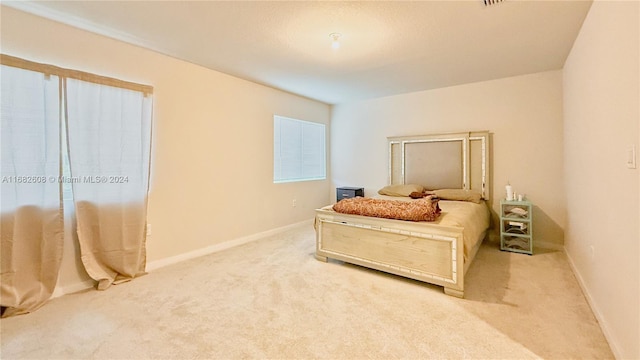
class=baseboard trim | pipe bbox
[564,248,621,359]
[51,279,96,299]
[51,219,313,298]
[146,219,313,272]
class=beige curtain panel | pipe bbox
[65,78,153,290]
[1,66,64,317]
[75,202,148,290]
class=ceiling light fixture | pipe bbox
[330,33,341,50]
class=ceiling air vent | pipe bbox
[483,0,503,6]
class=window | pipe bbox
[1,54,153,315]
[273,115,326,183]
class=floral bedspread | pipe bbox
[332,196,441,222]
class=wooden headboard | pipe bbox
[388,131,491,200]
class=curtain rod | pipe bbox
[0,53,153,95]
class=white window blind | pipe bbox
[274,115,326,183]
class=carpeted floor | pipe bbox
[1,223,613,359]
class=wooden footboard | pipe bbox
[315,208,466,297]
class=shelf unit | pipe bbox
[500,199,533,255]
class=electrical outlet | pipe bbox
[292,199,297,207]
[146,224,152,237]
[589,245,595,260]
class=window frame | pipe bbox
[273,115,326,184]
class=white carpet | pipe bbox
[0,223,613,359]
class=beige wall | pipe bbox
[563,1,639,358]
[331,70,565,248]
[1,6,331,290]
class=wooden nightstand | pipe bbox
[500,199,533,255]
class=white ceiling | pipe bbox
[6,0,592,104]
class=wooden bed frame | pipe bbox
[315,131,491,298]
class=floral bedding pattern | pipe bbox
[332,196,441,222]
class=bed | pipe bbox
[314,131,491,298]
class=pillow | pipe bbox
[433,189,483,203]
[377,184,424,197]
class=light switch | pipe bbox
[627,145,637,169]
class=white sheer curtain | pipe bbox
[65,78,152,290]
[0,65,63,317]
